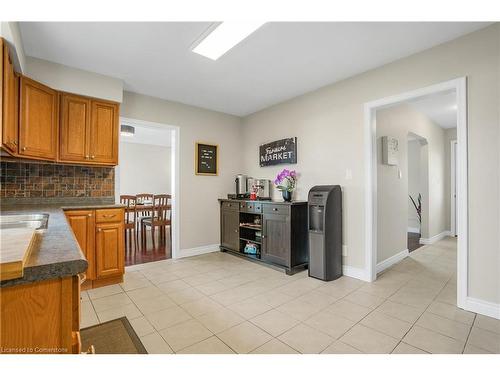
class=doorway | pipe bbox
[364,77,468,311]
[116,117,180,265]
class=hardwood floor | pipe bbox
[407,232,423,252]
[124,228,171,266]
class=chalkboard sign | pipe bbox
[259,137,297,167]
[195,142,218,176]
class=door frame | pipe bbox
[363,77,468,310]
[117,116,181,259]
[450,139,458,237]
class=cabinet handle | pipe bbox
[91,155,95,159]
[13,141,17,146]
[273,208,278,211]
[102,214,116,218]
[85,155,89,159]
[97,228,102,232]
[234,229,238,233]
[87,213,92,217]
[22,146,27,151]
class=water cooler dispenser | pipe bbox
[308,185,342,281]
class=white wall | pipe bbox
[119,142,171,196]
[25,56,123,102]
[376,104,446,262]
[0,22,26,72]
[408,139,422,232]
[241,24,499,303]
[120,91,243,252]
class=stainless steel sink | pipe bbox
[0,213,49,231]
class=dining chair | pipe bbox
[141,194,171,248]
[120,195,138,251]
[135,193,154,235]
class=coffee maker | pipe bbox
[235,174,250,198]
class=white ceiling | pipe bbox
[120,124,172,147]
[19,22,489,116]
[409,90,457,129]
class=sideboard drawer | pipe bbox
[240,202,262,214]
[221,201,239,211]
[263,204,290,216]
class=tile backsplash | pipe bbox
[0,159,115,202]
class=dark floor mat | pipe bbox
[80,317,147,354]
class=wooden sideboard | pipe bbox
[219,199,308,274]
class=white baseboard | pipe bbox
[462,297,500,320]
[178,243,219,259]
[419,231,452,245]
[343,265,370,282]
[408,227,420,234]
[376,249,409,274]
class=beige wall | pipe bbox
[376,104,447,263]
[120,91,243,252]
[25,56,124,102]
[241,24,500,303]
[118,142,171,196]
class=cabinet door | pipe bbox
[65,210,96,280]
[59,94,91,163]
[1,41,18,154]
[221,209,239,251]
[89,100,118,165]
[19,77,58,160]
[95,222,124,279]
[261,214,290,267]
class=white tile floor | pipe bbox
[81,237,500,354]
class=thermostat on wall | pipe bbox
[382,136,399,166]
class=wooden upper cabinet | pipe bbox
[65,210,96,281]
[1,39,19,155]
[19,76,58,160]
[89,100,119,165]
[59,94,91,163]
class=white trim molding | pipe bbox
[463,297,500,320]
[408,227,420,234]
[343,265,370,282]
[178,244,219,258]
[376,249,409,274]
[419,231,452,245]
[364,77,469,312]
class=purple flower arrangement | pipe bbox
[274,168,297,192]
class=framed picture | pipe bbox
[195,142,218,176]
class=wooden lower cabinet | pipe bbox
[261,213,291,267]
[65,208,124,289]
[220,208,239,251]
[65,210,95,280]
[95,221,124,279]
[0,275,81,354]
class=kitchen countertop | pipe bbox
[0,202,125,288]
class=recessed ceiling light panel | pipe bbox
[192,21,265,60]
